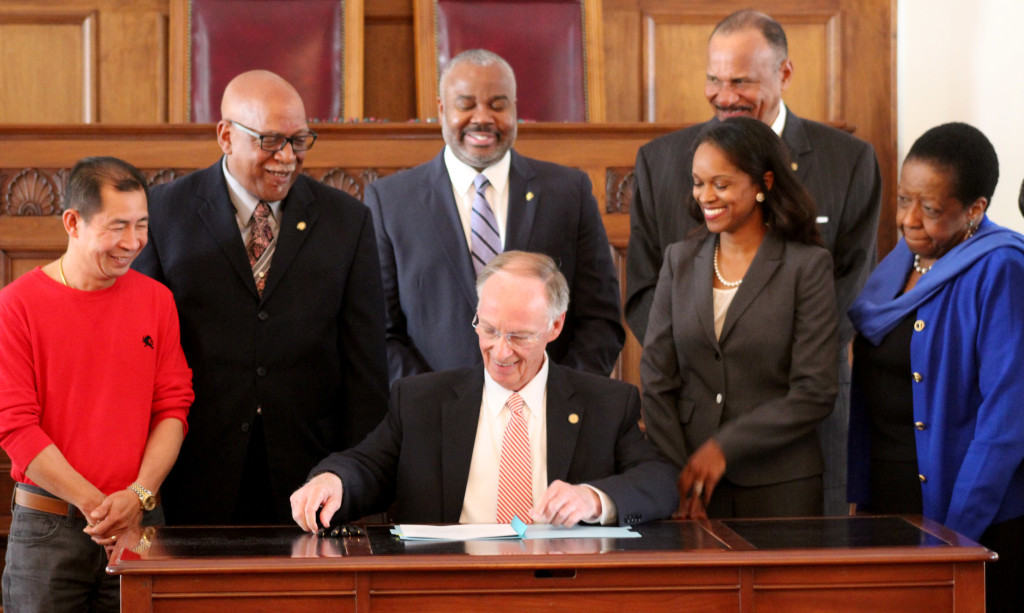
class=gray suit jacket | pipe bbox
[640,232,839,488]
[311,363,679,526]
[365,149,624,384]
[625,111,881,345]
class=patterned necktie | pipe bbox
[470,174,501,275]
[496,392,532,524]
[247,200,274,295]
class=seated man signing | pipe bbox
[292,251,677,529]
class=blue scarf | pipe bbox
[849,216,1024,344]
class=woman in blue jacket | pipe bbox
[848,122,1024,612]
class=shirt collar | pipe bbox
[483,352,549,422]
[221,156,282,222]
[770,101,788,137]
[444,146,512,198]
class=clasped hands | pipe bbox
[290,473,602,532]
[82,488,143,550]
[675,438,726,520]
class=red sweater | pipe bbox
[0,268,192,494]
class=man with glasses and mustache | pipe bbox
[625,10,882,517]
[134,70,388,526]
[291,251,676,529]
[364,49,624,385]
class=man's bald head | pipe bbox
[220,70,306,124]
[216,70,311,203]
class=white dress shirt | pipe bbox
[222,157,281,240]
[459,355,616,525]
[444,147,512,251]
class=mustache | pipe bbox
[461,124,502,137]
[715,105,754,113]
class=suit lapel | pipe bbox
[425,152,479,308]
[780,112,813,184]
[195,164,259,298]
[544,365,583,484]
[504,151,539,250]
[719,233,784,343]
[694,236,720,349]
[441,370,485,522]
[261,177,318,301]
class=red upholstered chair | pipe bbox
[413,0,605,122]
[168,0,363,122]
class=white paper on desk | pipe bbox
[394,524,520,541]
[523,525,639,539]
[393,523,639,541]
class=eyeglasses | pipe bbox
[472,314,548,349]
[228,120,318,153]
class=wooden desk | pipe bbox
[109,516,992,612]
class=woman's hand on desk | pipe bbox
[676,439,726,518]
[291,472,344,532]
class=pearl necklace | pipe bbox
[913,254,932,275]
[713,243,742,288]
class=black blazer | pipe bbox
[133,161,389,524]
[311,363,679,526]
[625,111,881,344]
[641,232,839,489]
[365,149,624,383]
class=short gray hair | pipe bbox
[476,251,569,321]
[438,49,517,98]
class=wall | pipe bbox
[898,0,1024,233]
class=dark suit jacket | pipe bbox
[311,363,679,525]
[625,111,881,345]
[365,149,624,383]
[133,161,389,524]
[640,232,839,489]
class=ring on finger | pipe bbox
[692,481,704,498]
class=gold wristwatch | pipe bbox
[128,482,157,512]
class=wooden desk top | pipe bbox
[109,516,994,576]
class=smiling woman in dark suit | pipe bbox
[641,117,839,519]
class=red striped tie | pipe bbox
[496,392,532,524]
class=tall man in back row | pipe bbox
[625,10,882,515]
[0,157,193,612]
[365,49,624,384]
[135,70,389,525]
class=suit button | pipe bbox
[914,320,925,331]
[919,474,927,483]
[716,393,723,404]
[915,421,926,430]
[714,352,721,361]
[258,310,269,321]
[912,372,923,383]
[256,366,267,376]
[241,422,250,433]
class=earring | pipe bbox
[755,192,765,203]
[965,217,978,240]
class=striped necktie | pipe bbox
[470,173,501,274]
[496,392,532,524]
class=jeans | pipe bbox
[1,483,163,613]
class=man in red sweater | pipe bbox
[0,157,193,613]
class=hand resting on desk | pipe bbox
[291,472,344,532]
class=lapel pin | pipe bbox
[568,413,579,424]
[791,162,798,171]
[297,221,307,231]
[526,192,534,201]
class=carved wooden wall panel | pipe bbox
[0,10,96,123]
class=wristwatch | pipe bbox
[128,482,157,512]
